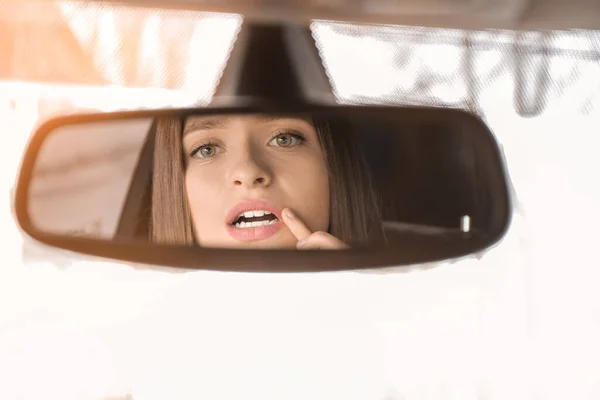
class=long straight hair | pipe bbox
[150,117,195,245]
[150,115,385,247]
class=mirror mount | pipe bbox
[212,21,336,106]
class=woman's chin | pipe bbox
[196,234,297,250]
[240,241,296,250]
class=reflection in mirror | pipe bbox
[28,119,151,239]
[28,112,501,251]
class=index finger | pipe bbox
[281,208,313,241]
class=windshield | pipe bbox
[1,2,599,400]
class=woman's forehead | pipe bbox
[183,114,312,135]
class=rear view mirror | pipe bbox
[15,105,511,271]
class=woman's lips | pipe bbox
[226,221,284,242]
[225,200,284,242]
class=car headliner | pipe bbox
[53,0,600,30]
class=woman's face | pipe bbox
[182,115,330,249]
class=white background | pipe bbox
[0,7,599,400]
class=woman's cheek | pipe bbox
[277,153,330,231]
[185,164,202,200]
[185,165,219,214]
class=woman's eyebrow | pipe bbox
[252,115,312,124]
[183,117,230,136]
[183,114,312,137]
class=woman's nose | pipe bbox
[229,157,273,188]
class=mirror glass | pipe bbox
[26,110,508,252]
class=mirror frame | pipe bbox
[15,103,512,272]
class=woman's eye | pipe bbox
[191,144,219,159]
[269,132,305,148]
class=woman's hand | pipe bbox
[282,208,350,250]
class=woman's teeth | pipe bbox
[232,210,279,228]
[241,210,269,218]
[234,219,278,228]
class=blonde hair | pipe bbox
[150,117,194,245]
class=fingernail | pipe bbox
[297,239,306,248]
[285,209,295,219]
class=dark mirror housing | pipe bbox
[15,103,511,272]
